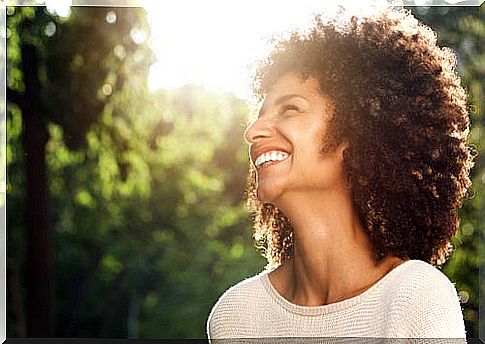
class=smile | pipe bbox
[254,150,289,168]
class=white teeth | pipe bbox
[254,150,289,168]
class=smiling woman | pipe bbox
[207,6,473,341]
[245,74,345,205]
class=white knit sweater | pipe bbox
[207,260,466,340]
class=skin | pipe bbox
[244,72,405,307]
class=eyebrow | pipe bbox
[258,94,308,118]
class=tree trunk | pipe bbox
[20,43,53,337]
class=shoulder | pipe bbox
[207,272,267,339]
[384,260,466,338]
[385,260,458,295]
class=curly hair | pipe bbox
[246,8,474,269]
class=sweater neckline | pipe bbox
[260,259,420,316]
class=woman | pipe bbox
[207,7,473,340]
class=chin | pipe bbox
[256,179,286,205]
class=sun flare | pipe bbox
[142,0,389,99]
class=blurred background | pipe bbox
[5,2,483,339]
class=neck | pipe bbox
[270,189,402,306]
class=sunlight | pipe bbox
[143,0,390,99]
[45,0,72,18]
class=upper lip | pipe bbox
[250,145,291,167]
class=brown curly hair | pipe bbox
[246,8,474,269]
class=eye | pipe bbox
[280,104,301,115]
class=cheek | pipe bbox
[301,150,345,185]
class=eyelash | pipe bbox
[280,105,300,115]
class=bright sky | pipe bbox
[142,0,390,99]
[43,0,392,99]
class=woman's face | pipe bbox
[244,72,348,206]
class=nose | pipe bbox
[244,117,275,144]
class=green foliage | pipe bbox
[7,10,266,333]
[44,85,264,338]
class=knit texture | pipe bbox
[207,260,466,340]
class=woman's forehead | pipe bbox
[257,73,329,115]
[264,73,321,102]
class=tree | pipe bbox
[6,6,153,336]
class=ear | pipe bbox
[337,141,352,190]
[337,140,350,161]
